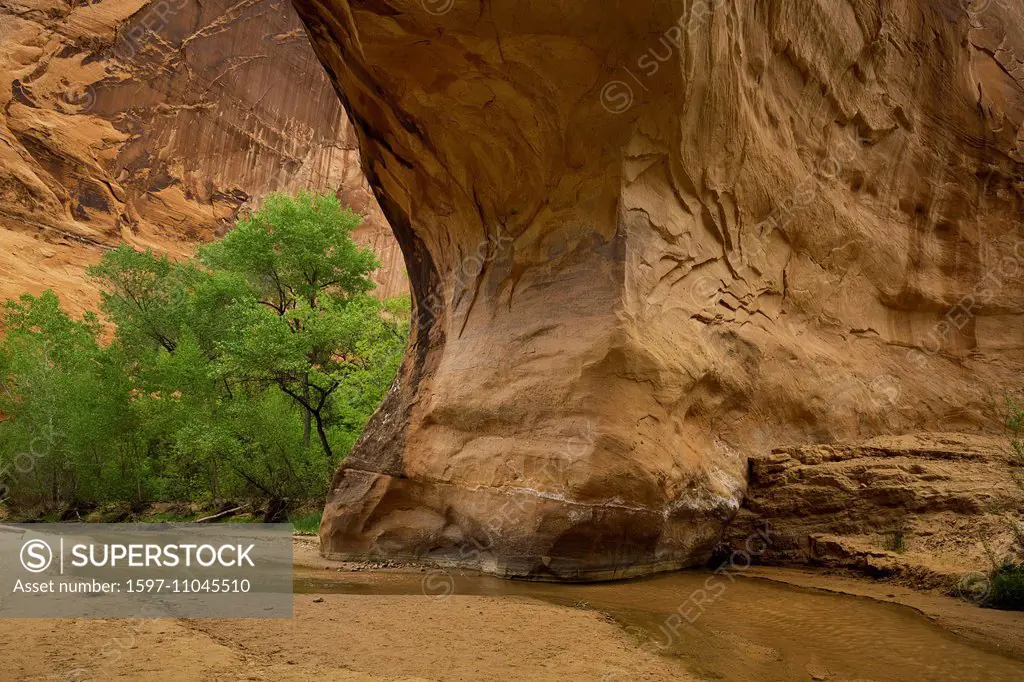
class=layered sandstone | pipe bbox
[726,433,1024,593]
[0,0,405,316]
[293,0,1024,579]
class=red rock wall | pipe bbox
[0,0,407,316]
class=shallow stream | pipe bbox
[295,568,1024,681]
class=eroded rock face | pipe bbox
[294,0,1024,579]
[0,0,406,315]
[726,433,1023,591]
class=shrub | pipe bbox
[987,562,1024,611]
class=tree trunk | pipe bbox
[312,409,333,462]
[302,374,312,446]
[211,458,220,501]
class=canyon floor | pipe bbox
[1,537,1023,681]
[1,595,682,682]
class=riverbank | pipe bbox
[292,537,1024,680]
[0,534,687,680]
[0,501,322,526]
[1,537,1022,681]
[742,565,1024,661]
[1,595,687,681]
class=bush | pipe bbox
[987,562,1024,611]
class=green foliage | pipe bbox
[201,191,384,461]
[200,191,378,309]
[987,561,1024,611]
[290,511,323,536]
[1002,394,1024,559]
[977,394,1024,612]
[0,292,133,506]
[0,193,408,510]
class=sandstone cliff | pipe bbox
[0,0,406,315]
[293,0,1024,579]
[726,432,1023,594]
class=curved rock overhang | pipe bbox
[292,0,1024,580]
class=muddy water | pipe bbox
[295,569,1024,681]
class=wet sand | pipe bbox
[743,565,1024,662]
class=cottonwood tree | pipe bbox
[0,292,130,505]
[0,193,407,509]
[201,191,390,461]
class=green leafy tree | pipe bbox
[89,246,248,360]
[200,192,377,310]
[0,292,129,506]
[202,191,384,460]
[215,295,405,461]
[0,192,407,511]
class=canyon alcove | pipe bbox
[292,0,1024,580]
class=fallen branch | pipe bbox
[195,506,244,523]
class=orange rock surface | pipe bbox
[292,0,1024,579]
[0,0,406,318]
